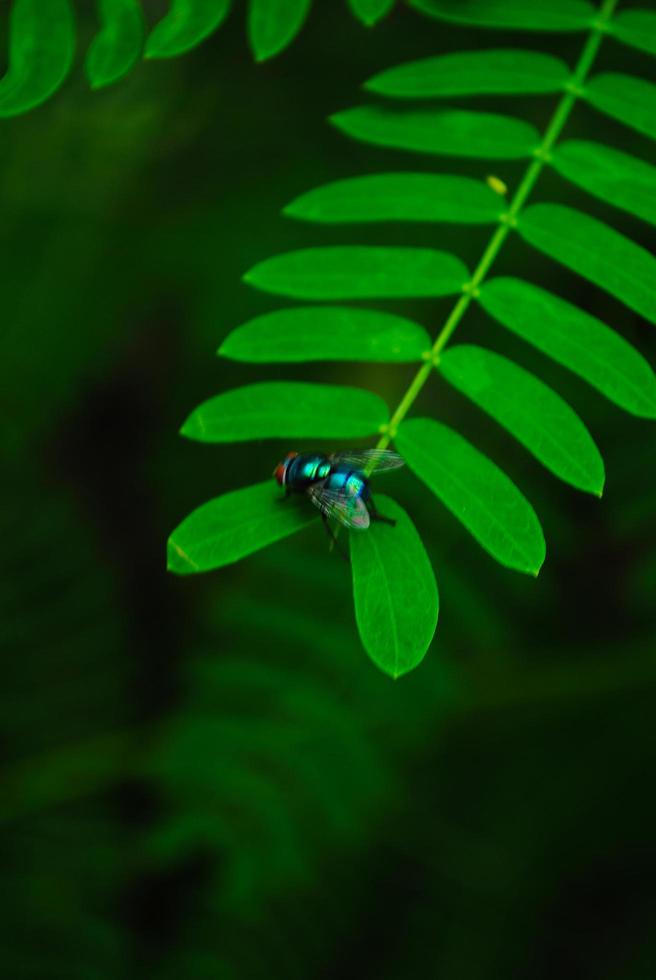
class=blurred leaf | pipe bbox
[284,173,504,224]
[396,418,545,575]
[244,246,468,299]
[0,0,75,117]
[180,381,390,442]
[167,481,318,573]
[519,203,656,325]
[365,49,569,97]
[348,0,396,26]
[551,140,656,227]
[331,106,539,159]
[350,496,438,678]
[480,277,656,418]
[585,72,656,143]
[248,0,312,62]
[439,344,605,495]
[608,9,656,57]
[85,0,144,89]
[145,0,232,59]
[219,306,431,362]
[405,0,594,30]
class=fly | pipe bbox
[273,448,405,553]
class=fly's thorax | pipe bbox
[287,452,331,489]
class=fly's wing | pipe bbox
[329,449,405,474]
[308,483,370,530]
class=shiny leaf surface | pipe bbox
[585,72,656,143]
[0,0,75,117]
[181,381,389,442]
[406,0,594,30]
[86,0,144,89]
[396,418,545,575]
[348,0,395,26]
[284,173,503,224]
[350,496,438,678]
[145,0,231,58]
[331,106,539,159]
[167,481,317,574]
[365,49,569,98]
[480,278,656,419]
[219,306,431,362]
[519,203,656,326]
[439,344,605,494]
[551,140,656,227]
[608,10,656,58]
[248,0,312,62]
[244,246,469,300]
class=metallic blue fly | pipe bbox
[273,449,405,540]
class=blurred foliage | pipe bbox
[1,1,656,977]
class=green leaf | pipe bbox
[219,306,431,363]
[248,0,312,62]
[608,9,656,58]
[145,0,231,59]
[244,246,468,300]
[350,495,438,678]
[331,106,539,159]
[439,344,605,495]
[480,278,656,420]
[551,140,656,228]
[519,203,656,326]
[167,481,318,575]
[86,0,144,89]
[181,381,389,442]
[348,0,395,27]
[0,0,75,117]
[585,72,656,143]
[406,0,594,30]
[284,173,503,224]
[396,418,545,575]
[365,49,569,98]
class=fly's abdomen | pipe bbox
[324,467,369,501]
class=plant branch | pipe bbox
[375,0,620,453]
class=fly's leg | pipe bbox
[367,497,396,527]
[321,513,349,562]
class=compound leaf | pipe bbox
[609,9,656,57]
[585,72,656,143]
[167,481,318,574]
[248,0,312,62]
[284,173,503,224]
[480,278,656,419]
[145,0,231,58]
[439,344,605,494]
[219,306,431,362]
[396,418,545,575]
[181,381,389,442]
[348,0,395,27]
[331,106,539,159]
[406,0,594,31]
[0,0,75,117]
[86,0,144,89]
[350,495,438,679]
[551,140,656,227]
[244,246,469,300]
[519,203,656,326]
[365,49,569,98]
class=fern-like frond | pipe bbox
[172,0,656,675]
[0,0,400,114]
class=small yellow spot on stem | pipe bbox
[486,175,508,196]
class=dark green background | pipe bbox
[2,2,656,977]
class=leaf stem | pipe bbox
[376,0,620,452]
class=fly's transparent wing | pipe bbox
[308,483,370,530]
[329,449,405,474]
